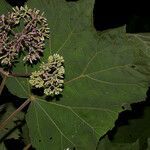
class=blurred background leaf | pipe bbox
[98,93,150,150]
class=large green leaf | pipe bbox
[1,0,150,149]
[0,0,11,13]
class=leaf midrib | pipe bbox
[36,98,117,138]
[36,101,76,147]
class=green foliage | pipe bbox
[0,0,150,149]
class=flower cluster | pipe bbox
[0,5,50,66]
[29,54,65,96]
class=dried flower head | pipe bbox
[29,54,65,96]
[0,5,50,66]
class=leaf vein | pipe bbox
[56,27,75,53]
[36,101,76,147]
[34,103,45,149]
[14,77,28,95]
[86,75,142,87]
[69,107,100,136]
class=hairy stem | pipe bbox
[0,68,31,78]
[0,68,9,76]
[23,143,31,150]
[0,68,30,94]
[0,98,31,130]
[10,72,31,78]
[0,75,7,95]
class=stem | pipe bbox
[0,68,31,78]
[10,29,16,36]
[24,18,35,31]
[0,75,7,95]
[0,68,9,76]
[0,68,30,95]
[0,98,31,130]
[23,143,31,150]
[11,72,31,78]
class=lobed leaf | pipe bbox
[1,0,150,149]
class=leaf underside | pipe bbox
[1,0,150,149]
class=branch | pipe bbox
[0,69,9,94]
[0,98,31,130]
[23,143,32,150]
[0,68,31,94]
[10,72,31,78]
[0,68,9,77]
[0,75,7,95]
[0,68,31,78]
